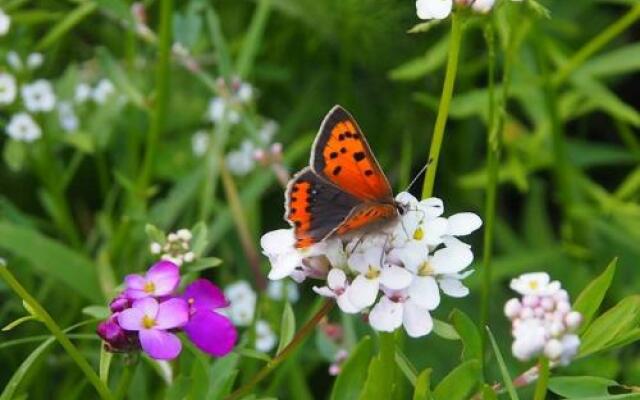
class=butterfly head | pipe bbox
[394,199,410,216]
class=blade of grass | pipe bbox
[36,2,97,50]
[236,0,272,78]
[486,327,520,400]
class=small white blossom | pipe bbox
[226,140,256,176]
[26,53,44,69]
[75,83,92,103]
[6,112,41,142]
[267,279,300,303]
[92,79,115,104]
[258,120,278,144]
[191,130,209,157]
[416,0,453,20]
[224,280,257,326]
[255,320,276,352]
[57,101,79,132]
[208,97,240,124]
[0,8,10,36]
[150,242,162,254]
[510,272,561,296]
[471,0,496,13]
[21,80,56,112]
[151,228,195,266]
[6,52,21,70]
[0,72,17,105]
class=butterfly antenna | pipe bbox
[403,158,432,193]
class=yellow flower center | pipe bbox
[365,266,380,280]
[142,315,155,329]
[528,280,539,290]
[143,281,156,293]
[418,262,434,276]
[413,227,424,241]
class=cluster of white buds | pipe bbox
[505,273,582,365]
[149,228,195,266]
[208,76,253,125]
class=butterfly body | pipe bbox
[285,106,404,248]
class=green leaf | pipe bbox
[63,132,95,154]
[236,0,272,78]
[571,76,640,127]
[276,303,296,354]
[451,309,481,362]
[407,20,441,34]
[389,35,448,81]
[3,140,26,172]
[412,369,432,400]
[0,222,102,302]
[432,359,481,400]
[395,348,418,387]
[1,315,37,332]
[190,221,208,256]
[209,353,240,400]
[36,2,97,50]
[145,224,166,244]
[573,258,617,332]
[235,347,272,362]
[433,318,461,341]
[0,336,55,400]
[482,384,498,400]
[99,345,113,384]
[330,336,373,400]
[548,376,617,398]
[577,43,640,78]
[580,295,640,357]
[184,257,222,272]
[486,328,519,400]
[359,333,395,400]
[82,305,110,319]
[94,0,134,25]
[205,6,233,80]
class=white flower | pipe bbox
[0,72,17,105]
[6,112,41,142]
[92,79,115,104]
[176,228,192,241]
[226,140,256,176]
[150,242,162,254]
[416,0,453,20]
[224,280,257,327]
[236,82,253,103]
[191,130,209,157]
[510,272,561,296]
[75,83,92,103]
[369,294,434,338]
[0,8,10,36]
[21,80,56,112]
[313,269,360,313]
[208,97,240,124]
[258,120,278,144]
[267,279,300,303]
[511,319,547,361]
[471,0,496,13]
[7,52,21,70]
[255,320,276,352]
[26,53,44,69]
[57,101,78,132]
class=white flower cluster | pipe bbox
[149,228,195,266]
[207,76,253,125]
[261,192,482,337]
[416,0,522,20]
[505,272,582,365]
[226,120,279,176]
[223,280,277,352]
[75,79,116,105]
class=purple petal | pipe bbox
[155,298,189,330]
[117,308,145,331]
[183,279,228,311]
[124,289,150,300]
[184,310,237,357]
[124,274,145,290]
[139,329,182,360]
[146,261,180,296]
[133,297,159,318]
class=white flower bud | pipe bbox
[553,289,569,302]
[177,228,192,241]
[167,233,178,242]
[150,242,162,254]
[184,252,195,263]
[520,307,534,319]
[522,295,539,307]
[540,297,554,311]
[534,307,545,318]
[544,339,563,360]
[565,311,582,331]
[504,298,522,319]
[549,321,565,337]
[556,300,570,313]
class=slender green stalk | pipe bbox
[226,300,334,400]
[136,0,174,205]
[552,3,640,86]
[114,361,138,400]
[220,162,267,291]
[199,122,230,222]
[0,264,113,400]
[533,357,549,400]
[421,12,464,199]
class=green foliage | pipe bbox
[330,336,373,400]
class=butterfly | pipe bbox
[284,105,406,249]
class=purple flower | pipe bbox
[182,279,237,357]
[97,314,137,353]
[124,261,180,300]
[109,294,130,313]
[118,297,189,360]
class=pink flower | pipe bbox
[118,297,189,360]
[124,261,180,299]
[182,279,237,357]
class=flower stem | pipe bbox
[114,360,138,400]
[220,162,267,291]
[533,357,549,400]
[0,264,114,400]
[552,2,640,86]
[420,12,464,199]
[225,300,334,400]
[136,0,174,205]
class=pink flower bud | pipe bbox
[556,300,571,313]
[504,298,522,319]
[544,339,563,360]
[540,297,554,311]
[553,289,569,302]
[534,307,545,317]
[565,311,582,330]
[520,307,534,319]
[522,295,539,307]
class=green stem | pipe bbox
[220,163,267,291]
[533,357,549,400]
[0,264,113,400]
[552,3,640,86]
[421,12,464,199]
[114,361,138,400]
[136,0,174,205]
[225,300,334,400]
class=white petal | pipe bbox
[395,191,419,207]
[327,268,347,290]
[408,276,440,310]
[447,213,482,236]
[387,242,427,273]
[324,238,347,268]
[403,301,433,337]
[431,245,473,274]
[337,293,361,314]
[416,0,452,20]
[348,246,383,275]
[438,278,469,297]
[418,197,444,218]
[423,217,448,246]
[368,297,403,332]
[380,265,413,290]
[312,286,335,298]
[267,252,301,280]
[348,275,379,309]
[261,229,296,255]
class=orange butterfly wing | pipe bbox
[310,106,394,203]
